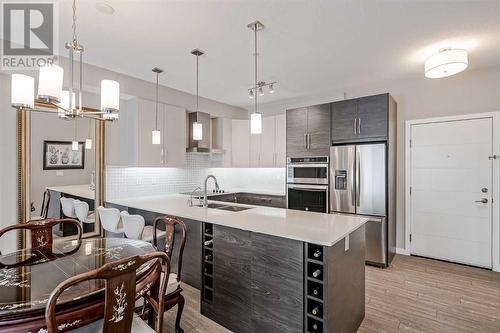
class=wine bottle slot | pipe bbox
[312,287,321,296]
[204,239,213,246]
[313,249,322,258]
[311,305,321,316]
[312,269,322,278]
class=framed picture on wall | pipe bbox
[43,141,85,170]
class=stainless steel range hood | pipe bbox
[186,111,211,152]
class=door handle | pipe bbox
[304,133,307,149]
[354,118,357,134]
[358,117,361,134]
[475,198,489,204]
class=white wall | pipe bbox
[251,66,500,249]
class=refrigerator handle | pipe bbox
[356,149,361,207]
[350,149,356,206]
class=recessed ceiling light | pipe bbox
[96,2,115,15]
[424,48,468,79]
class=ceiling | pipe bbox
[56,0,500,108]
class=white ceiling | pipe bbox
[56,0,500,108]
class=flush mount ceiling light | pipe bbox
[191,48,205,141]
[424,48,468,79]
[247,20,277,134]
[151,67,164,145]
[95,2,115,15]
[10,0,120,121]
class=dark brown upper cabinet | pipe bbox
[331,93,389,143]
[286,103,331,157]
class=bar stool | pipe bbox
[60,197,77,218]
[120,211,165,243]
[96,206,124,237]
[74,200,96,234]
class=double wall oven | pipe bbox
[286,157,329,213]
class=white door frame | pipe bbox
[405,112,500,272]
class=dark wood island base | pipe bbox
[200,223,366,333]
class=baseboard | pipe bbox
[396,247,410,256]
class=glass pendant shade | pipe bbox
[59,90,76,110]
[72,141,79,151]
[250,112,262,134]
[37,65,64,103]
[100,80,120,112]
[85,138,92,150]
[11,74,34,108]
[152,129,161,145]
[193,122,203,141]
[425,49,468,79]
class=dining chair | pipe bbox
[74,200,96,233]
[60,197,77,218]
[0,218,82,254]
[46,251,170,333]
[120,211,166,243]
[97,206,124,236]
[150,216,187,333]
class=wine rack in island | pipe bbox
[305,243,325,333]
[202,223,214,303]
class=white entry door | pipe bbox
[410,118,493,268]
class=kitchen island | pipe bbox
[110,194,367,333]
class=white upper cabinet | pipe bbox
[163,104,186,168]
[106,97,186,167]
[231,119,250,167]
[138,98,163,166]
[231,114,286,168]
[260,116,276,167]
[275,114,287,167]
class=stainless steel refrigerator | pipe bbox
[330,144,395,267]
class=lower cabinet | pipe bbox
[202,225,303,333]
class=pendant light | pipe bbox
[72,120,79,151]
[191,49,205,141]
[10,0,120,122]
[151,68,163,145]
[247,21,277,134]
[85,118,92,150]
[425,48,468,79]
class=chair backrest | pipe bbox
[60,197,76,218]
[46,251,170,333]
[74,200,90,223]
[120,211,145,240]
[40,189,51,219]
[153,216,187,283]
[97,206,121,232]
[0,218,82,254]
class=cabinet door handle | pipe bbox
[304,133,308,148]
[354,118,358,134]
[358,117,361,134]
[161,148,164,164]
[307,133,311,149]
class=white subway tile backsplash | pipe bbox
[106,154,285,200]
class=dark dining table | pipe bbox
[0,238,158,333]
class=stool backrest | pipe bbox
[97,206,121,232]
[74,200,90,223]
[120,211,145,240]
[60,197,76,218]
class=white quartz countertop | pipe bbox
[47,185,95,200]
[111,194,367,246]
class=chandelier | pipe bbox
[247,20,277,134]
[10,0,120,121]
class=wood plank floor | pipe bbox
[162,255,500,333]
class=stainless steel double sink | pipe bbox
[194,203,253,212]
